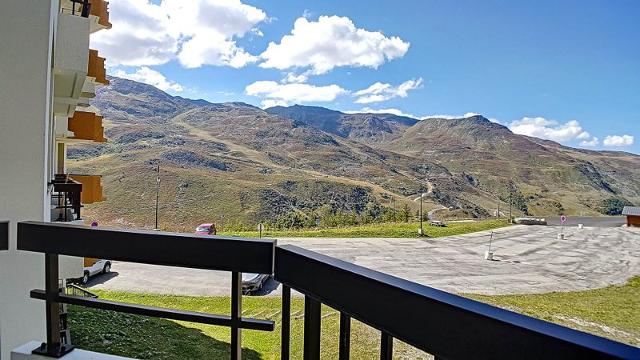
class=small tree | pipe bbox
[402,204,410,223]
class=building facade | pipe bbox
[0,1,110,357]
[622,206,640,227]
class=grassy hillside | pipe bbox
[69,78,640,231]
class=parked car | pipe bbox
[82,258,111,284]
[242,273,270,294]
[514,217,547,225]
[195,223,217,235]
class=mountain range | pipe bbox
[68,77,640,230]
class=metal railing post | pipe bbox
[339,312,351,360]
[303,295,321,360]
[281,285,291,360]
[230,271,242,359]
[0,221,8,251]
[32,254,74,357]
[380,332,393,360]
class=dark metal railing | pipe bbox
[0,221,8,250]
[65,283,98,298]
[52,175,82,222]
[16,221,640,359]
[17,221,275,358]
[68,0,91,18]
[274,244,640,360]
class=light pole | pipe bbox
[413,192,427,236]
[508,191,512,224]
[154,164,160,230]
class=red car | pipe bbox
[194,223,217,235]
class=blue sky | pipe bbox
[95,0,639,153]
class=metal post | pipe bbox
[32,254,74,357]
[231,271,242,359]
[380,332,393,360]
[303,295,321,360]
[419,194,423,235]
[281,285,291,360]
[339,312,351,360]
[155,165,160,230]
[508,191,512,224]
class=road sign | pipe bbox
[560,215,567,224]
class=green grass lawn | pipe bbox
[69,279,639,359]
[219,219,509,238]
[467,277,640,346]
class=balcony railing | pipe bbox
[17,221,640,359]
[65,0,91,18]
[0,221,7,251]
[51,175,83,222]
[67,111,106,143]
[88,0,112,30]
[68,174,105,204]
[87,50,108,85]
[18,221,275,358]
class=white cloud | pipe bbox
[259,15,410,75]
[112,66,183,92]
[282,72,309,84]
[354,78,423,104]
[345,107,418,118]
[508,117,592,142]
[91,0,177,66]
[245,81,348,108]
[92,0,266,68]
[580,137,599,147]
[603,135,634,147]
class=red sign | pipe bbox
[560,215,567,223]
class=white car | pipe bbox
[81,259,111,284]
[241,273,270,294]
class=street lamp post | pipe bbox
[508,191,512,224]
[155,164,160,230]
[414,192,427,236]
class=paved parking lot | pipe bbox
[90,225,640,296]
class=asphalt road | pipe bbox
[89,224,640,296]
[545,216,626,227]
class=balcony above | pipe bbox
[61,0,113,33]
[53,13,90,117]
[87,49,108,86]
[67,111,106,143]
[69,174,105,204]
[89,0,112,33]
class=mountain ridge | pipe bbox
[68,77,639,230]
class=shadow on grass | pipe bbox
[68,305,263,359]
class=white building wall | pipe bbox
[0,0,57,358]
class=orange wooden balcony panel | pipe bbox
[68,111,106,142]
[69,174,105,204]
[88,49,108,85]
[90,0,112,29]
